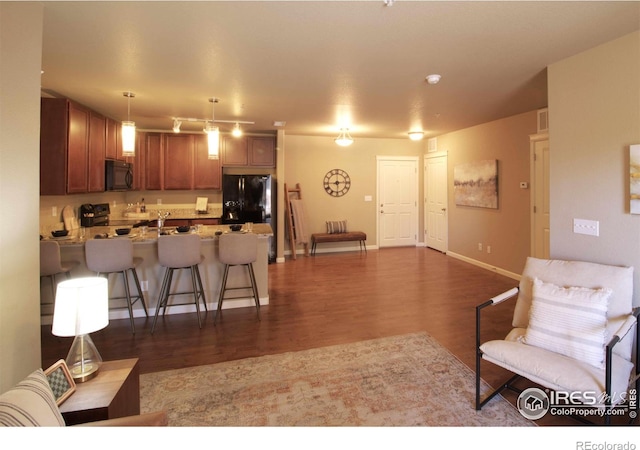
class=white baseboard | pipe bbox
[446,251,521,281]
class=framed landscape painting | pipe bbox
[454,159,498,209]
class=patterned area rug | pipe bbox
[140,332,534,426]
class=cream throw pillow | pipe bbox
[524,278,611,369]
[0,369,65,426]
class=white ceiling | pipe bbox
[40,1,640,140]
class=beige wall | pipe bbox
[283,135,424,254]
[0,3,43,391]
[435,111,537,276]
[548,31,640,306]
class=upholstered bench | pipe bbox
[311,231,367,255]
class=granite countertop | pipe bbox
[43,223,273,246]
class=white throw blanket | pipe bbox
[290,199,309,244]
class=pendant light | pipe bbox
[205,98,220,160]
[335,128,354,147]
[121,92,136,157]
[232,122,243,138]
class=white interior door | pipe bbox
[531,136,550,258]
[425,153,448,252]
[377,157,418,248]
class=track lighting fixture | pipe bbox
[173,119,182,133]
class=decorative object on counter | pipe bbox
[157,211,171,237]
[140,198,146,213]
[229,224,242,232]
[196,197,208,213]
[62,205,79,230]
[52,277,109,383]
[115,228,131,236]
[176,226,190,233]
[52,230,69,238]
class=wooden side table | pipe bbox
[59,358,140,425]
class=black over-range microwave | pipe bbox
[105,160,133,191]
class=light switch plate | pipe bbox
[573,218,599,236]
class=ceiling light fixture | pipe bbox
[232,122,243,138]
[408,131,424,141]
[426,74,442,85]
[122,92,136,157]
[335,128,354,147]
[172,119,182,133]
[206,98,220,160]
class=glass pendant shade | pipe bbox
[121,121,136,157]
[206,124,220,160]
[335,128,354,147]
[52,277,109,383]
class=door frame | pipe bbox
[376,156,419,248]
[529,133,549,258]
[424,151,448,253]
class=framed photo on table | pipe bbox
[44,359,76,406]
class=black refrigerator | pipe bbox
[222,174,271,224]
[222,174,274,261]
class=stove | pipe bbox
[80,203,110,227]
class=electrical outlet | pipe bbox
[141,280,149,292]
[51,206,57,216]
[573,218,599,236]
[157,199,162,205]
[487,245,492,254]
[478,243,482,251]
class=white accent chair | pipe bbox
[476,257,639,425]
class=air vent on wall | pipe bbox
[427,137,438,153]
[537,108,549,133]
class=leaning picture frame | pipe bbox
[44,359,76,406]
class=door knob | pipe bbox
[441,208,446,212]
[380,210,384,214]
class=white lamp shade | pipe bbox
[206,125,220,159]
[121,120,136,156]
[52,277,109,337]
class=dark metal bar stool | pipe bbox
[85,238,148,333]
[214,232,260,324]
[151,234,207,333]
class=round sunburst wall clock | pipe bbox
[323,169,351,197]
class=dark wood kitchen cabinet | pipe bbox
[163,134,194,190]
[144,133,163,190]
[221,135,275,168]
[41,98,91,195]
[194,134,221,190]
[88,111,106,192]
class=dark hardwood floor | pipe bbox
[39,247,605,426]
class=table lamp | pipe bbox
[52,277,109,383]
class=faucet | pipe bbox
[157,211,170,231]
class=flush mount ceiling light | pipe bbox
[335,128,354,147]
[408,131,424,141]
[426,74,442,85]
[172,119,182,133]
[121,92,136,157]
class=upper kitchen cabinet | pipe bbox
[41,98,91,195]
[105,117,127,162]
[88,111,106,192]
[144,133,163,190]
[221,135,276,168]
[194,134,221,190]
[164,134,194,190]
[248,136,276,167]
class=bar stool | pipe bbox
[214,232,260,324]
[151,234,207,334]
[85,238,148,333]
[40,240,79,313]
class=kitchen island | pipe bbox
[40,224,273,325]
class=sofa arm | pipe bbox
[74,411,168,427]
